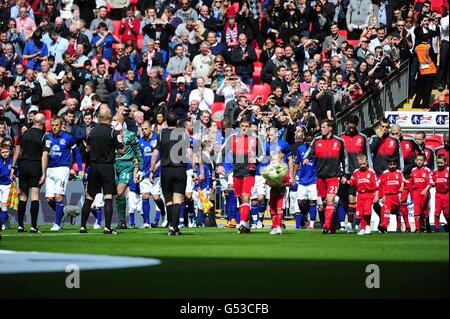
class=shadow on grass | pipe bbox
[1,257,447,299]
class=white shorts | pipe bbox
[219,172,233,190]
[297,184,318,201]
[140,177,162,196]
[92,193,104,208]
[127,190,142,214]
[0,184,11,204]
[45,166,70,197]
[288,187,300,214]
[185,169,195,193]
[251,175,270,199]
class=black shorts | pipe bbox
[87,163,117,197]
[18,161,41,192]
[161,166,187,196]
[337,182,357,201]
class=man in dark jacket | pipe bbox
[230,33,257,87]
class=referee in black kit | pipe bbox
[80,105,124,234]
[149,113,197,236]
[11,113,47,233]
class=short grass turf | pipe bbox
[0,225,448,299]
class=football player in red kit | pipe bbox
[379,158,407,233]
[304,120,349,234]
[349,154,380,235]
[432,154,449,232]
[216,117,264,234]
[409,154,432,232]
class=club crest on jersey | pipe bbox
[405,144,409,149]
[333,142,338,150]
[151,140,157,148]
[60,138,66,145]
[422,173,426,178]
[45,139,51,148]
[357,138,362,144]
[390,141,394,146]
[144,146,152,156]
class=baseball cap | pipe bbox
[27,105,39,114]
[177,76,186,84]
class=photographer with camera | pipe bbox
[216,73,249,105]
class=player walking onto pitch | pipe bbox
[79,106,125,234]
[303,120,349,234]
[379,158,407,233]
[217,117,265,234]
[294,133,318,230]
[432,154,449,232]
[349,154,380,236]
[42,116,84,231]
[0,143,13,236]
[138,121,166,228]
[409,154,432,233]
[112,114,144,229]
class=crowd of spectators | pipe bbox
[0,0,448,146]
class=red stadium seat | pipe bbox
[251,84,271,100]
[347,39,359,47]
[253,66,262,84]
[137,34,144,51]
[112,20,121,37]
[45,120,52,132]
[255,49,262,60]
[253,61,262,68]
[425,135,443,150]
[211,102,225,127]
[41,109,52,120]
[338,30,348,38]
[246,92,255,102]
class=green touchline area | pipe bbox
[0,226,448,299]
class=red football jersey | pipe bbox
[379,170,405,196]
[409,166,432,190]
[432,167,449,194]
[350,168,379,192]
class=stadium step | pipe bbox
[401,89,449,109]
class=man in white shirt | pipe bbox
[189,77,214,112]
[192,41,214,86]
[48,30,69,64]
[437,14,449,91]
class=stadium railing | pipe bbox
[335,61,410,134]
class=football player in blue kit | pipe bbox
[42,116,83,231]
[138,121,166,228]
[294,133,318,230]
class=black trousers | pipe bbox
[437,40,449,87]
[413,73,436,108]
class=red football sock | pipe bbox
[414,215,420,230]
[381,207,390,228]
[277,213,283,227]
[240,203,250,223]
[435,215,440,230]
[324,204,334,229]
[271,214,277,228]
[360,216,367,230]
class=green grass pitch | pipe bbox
[0,225,448,299]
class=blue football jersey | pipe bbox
[295,143,317,186]
[139,133,160,177]
[44,132,80,168]
[0,157,12,186]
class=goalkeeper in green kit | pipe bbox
[112,114,144,229]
